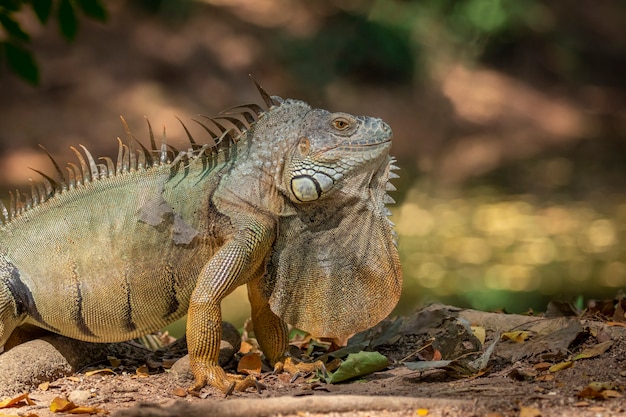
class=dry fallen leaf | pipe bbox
[107,356,121,368]
[239,341,256,354]
[162,358,178,369]
[50,397,107,414]
[501,331,531,343]
[416,408,429,416]
[471,326,486,344]
[519,405,542,417]
[84,369,115,377]
[0,393,35,409]
[549,361,573,372]
[172,388,187,398]
[50,398,76,413]
[135,365,150,377]
[572,341,613,361]
[577,382,623,400]
[237,353,263,375]
[533,362,551,372]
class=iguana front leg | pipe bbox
[247,277,289,367]
[187,219,274,393]
[247,277,325,377]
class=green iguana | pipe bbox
[0,81,402,392]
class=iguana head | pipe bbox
[284,109,393,203]
[255,97,402,339]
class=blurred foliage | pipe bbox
[0,0,107,84]
[396,176,626,313]
[275,11,415,87]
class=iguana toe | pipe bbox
[189,365,256,394]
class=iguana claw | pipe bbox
[189,364,257,394]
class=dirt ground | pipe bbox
[2,304,626,417]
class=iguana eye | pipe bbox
[332,118,351,131]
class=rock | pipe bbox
[169,340,236,383]
[0,339,72,396]
[68,389,92,404]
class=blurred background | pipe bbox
[1,0,626,327]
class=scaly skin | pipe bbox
[0,88,402,392]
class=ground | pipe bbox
[1,304,625,417]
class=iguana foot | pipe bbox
[189,365,257,394]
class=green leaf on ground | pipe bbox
[328,351,389,383]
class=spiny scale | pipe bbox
[0,83,274,226]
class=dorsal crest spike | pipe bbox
[120,116,137,172]
[116,137,124,175]
[160,126,168,164]
[8,191,16,218]
[137,149,146,169]
[14,190,23,214]
[39,145,68,192]
[0,199,8,223]
[145,117,158,153]
[176,116,200,149]
[70,146,91,183]
[29,168,59,194]
[67,163,82,187]
[29,180,39,206]
[99,157,114,177]
[215,116,248,138]
[199,116,227,134]
[130,138,153,168]
[250,75,276,109]
[78,145,99,180]
[121,144,131,173]
[220,104,263,124]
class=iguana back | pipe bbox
[0,84,402,392]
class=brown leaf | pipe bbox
[107,356,121,368]
[0,393,35,409]
[577,382,622,400]
[239,340,256,354]
[237,353,262,375]
[172,387,187,398]
[501,331,531,343]
[549,361,573,372]
[84,369,116,377]
[162,358,178,369]
[572,340,613,361]
[49,397,107,414]
[135,365,149,377]
[471,326,486,344]
[67,406,108,414]
[50,397,76,413]
[519,405,542,417]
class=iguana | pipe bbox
[0,81,402,392]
